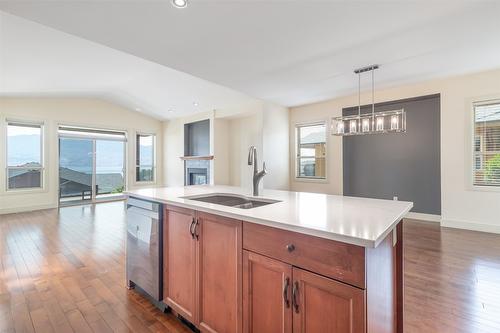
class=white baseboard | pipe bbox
[0,203,58,215]
[405,212,441,223]
[441,218,500,234]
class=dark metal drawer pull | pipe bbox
[286,244,295,252]
[283,277,290,308]
[292,281,299,313]
[194,219,200,240]
[189,218,196,239]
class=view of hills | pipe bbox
[8,135,152,173]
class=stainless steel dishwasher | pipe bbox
[126,196,162,301]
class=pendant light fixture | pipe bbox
[331,65,406,136]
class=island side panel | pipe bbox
[366,222,401,333]
[396,221,404,333]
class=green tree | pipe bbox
[111,185,124,194]
[485,154,500,181]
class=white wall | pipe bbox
[263,103,290,190]
[290,68,500,233]
[0,97,163,214]
[213,117,230,185]
[226,102,290,192]
[162,110,215,187]
[163,102,290,193]
[228,111,264,191]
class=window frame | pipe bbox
[135,132,156,184]
[470,99,500,191]
[5,120,45,192]
[295,121,328,182]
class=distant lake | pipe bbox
[62,166,124,175]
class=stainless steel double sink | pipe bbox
[182,193,280,209]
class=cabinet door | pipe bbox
[197,212,242,333]
[292,268,365,333]
[243,251,292,333]
[163,205,198,324]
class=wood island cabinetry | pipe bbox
[163,205,242,333]
[163,204,403,333]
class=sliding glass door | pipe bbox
[95,140,125,200]
[58,127,126,206]
[59,137,94,205]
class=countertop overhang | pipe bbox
[125,185,413,248]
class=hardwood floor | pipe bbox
[404,219,500,333]
[1,203,499,332]
[0,202,191,333]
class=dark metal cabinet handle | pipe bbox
[194,219,200,240]
[292,281,299,313]
[283,277,290,308]
[189,218,196,239]
[286,244,295,252]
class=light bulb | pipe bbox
[391,115,399,130]
[362,118,370,132]
[350,120,357,133]
[337,121,345,134]
[376,117,384,131]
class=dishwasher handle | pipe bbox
[127,206,159,220]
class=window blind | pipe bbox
[58,125,126,141]
[473,101,500,187]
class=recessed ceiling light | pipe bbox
[193,102,199,107]
[135,107,141,112]
[172,0,188,9]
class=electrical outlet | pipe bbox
[393,196,398,201]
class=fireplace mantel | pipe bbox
[180,155,214,161]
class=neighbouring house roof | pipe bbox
[301,131,326,145]
[476,104,500,122]
[10,166,123,192]
[59,168,123,192]
[59,167,92,187]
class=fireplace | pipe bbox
[183,119,211,185]
[187,167,208,185]
[184,159,210,185]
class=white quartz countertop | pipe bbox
[125,185,413,248]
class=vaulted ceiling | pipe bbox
[0,11,261,120]
[1,1,500,117]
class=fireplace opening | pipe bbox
[186,167,208,185]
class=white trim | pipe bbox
[466,95,500,192]
[135,131,157,184]
[294,120,328,181]
[294,176,329,184]
[405,212,441,223]
[5,120,45,191]
[441,218,500,234]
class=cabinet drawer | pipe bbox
[243,223,365,289]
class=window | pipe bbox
[473,101,500,187]
[296,122,326,179]
[136,133,155,182]
[474,135,483,170]
[6,122,43,190]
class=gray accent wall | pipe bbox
[343,94,441,215]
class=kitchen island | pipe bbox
[126,185,413,333]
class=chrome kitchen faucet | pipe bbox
[247,146,267,196]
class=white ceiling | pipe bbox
[0,11,261,120]
[1,1,500,113]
